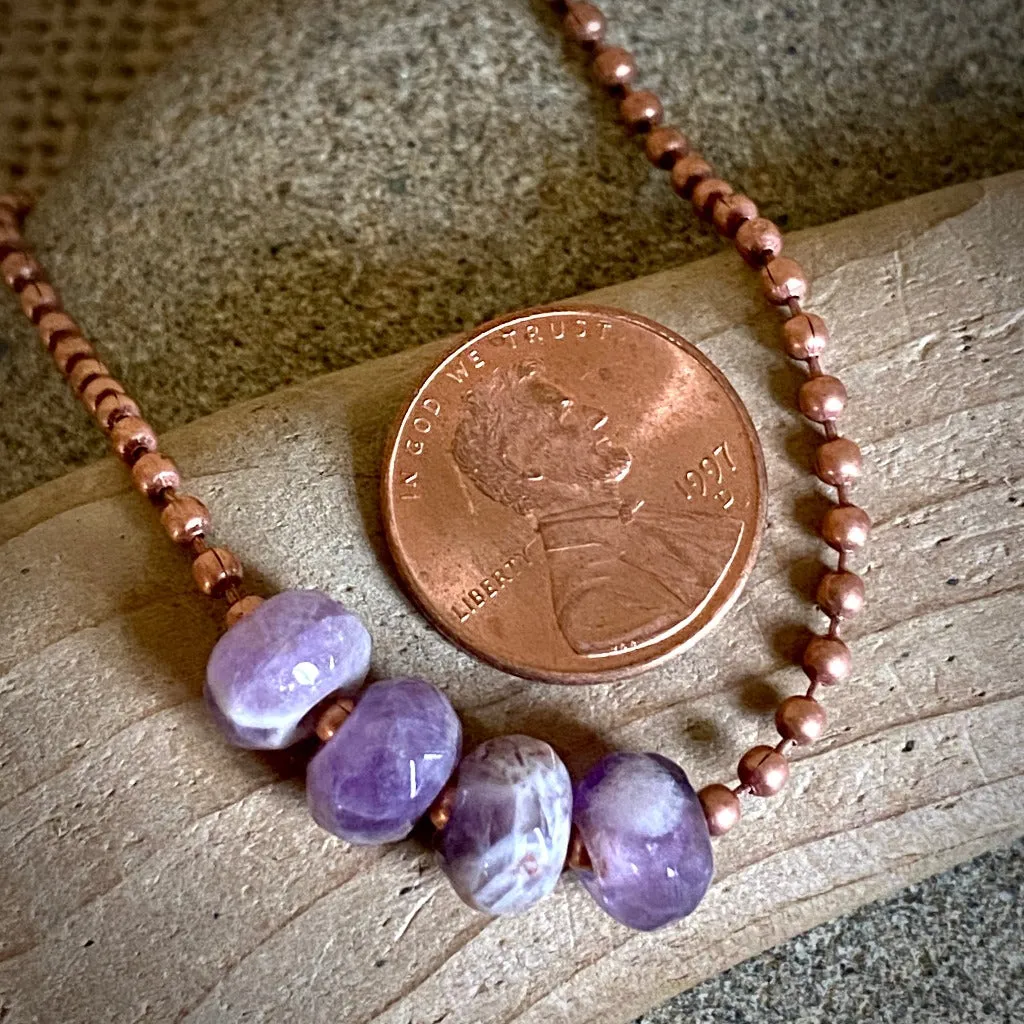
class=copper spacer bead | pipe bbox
[1,251,43,291]
[565,827,592,871]
[799,374,847,423]
[691,177,734,220]
[644,125,689,168]
[314,697,356,743]
[66,357,110,393]
[817,570,866,619]
[670,154,713,199]
[782,312,829,359]
[737,745,790,797]
[191,545,244,596]
[429,784,457,832]
[776,695,827,745]
[802,635,852,686]
[20,281,59,322]
[131,451,181,499]
[225,593,265,628]
[698,783,741,836]
[620,89,663,132]
[735,217,784,266]
[80,375,126,414]
[712,193,758,237]
[51,335,95,374]
[38,311,80,351]
[563,1,606,45]
[0,190,34,219]
[822,504,871,552]
[815,437,863,487]
[160,494,212,543]
[94,392,141,431]
[110,416,158,462]
[761,256,809,305]
[593,46,637,89]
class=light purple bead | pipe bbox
[307,678,461,845]
[437,735,572,915]
[571,752,713,931]
[205,590,371,749]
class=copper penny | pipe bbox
[382,306,766,683]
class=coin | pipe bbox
[382,306,766,683]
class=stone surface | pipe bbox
[572,752,713,931]
[205,589,371,748]
[0,169,1022,1022]
[307,678,461,844]
[437,735,572,915]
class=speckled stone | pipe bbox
[205,589,371,749]
[306,677,461,844]
[437,735,572,915]
[572,751,713,931]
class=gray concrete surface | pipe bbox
[1,0,1022,1019]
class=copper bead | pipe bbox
[0,191,33,219]
[51,335,95,374]
[822,504,871,551]
[563,1,606,45]
[735,217,783,266]
[1,251,42,290]
[131,452,181,498]
[110,416,158,462]
[191,545,244,596]
[429,784,457,832]
[815,437,863,486]
[37,310,79,351]
[66,357,110,393]
[799,375,847,423]
[94,392,141,431]
[620,89,663,132]
[670,154,713,198]
[776,695,827,745]
[644,125,689,168]
[802,635,852,686]
[782,312,829,359]
[698,783,741,836]
[20,281,59,322]
[314,697,356,742]
[593,46,637,89]
[565,827,592,871]
[761,256,809,305]
[817,570,866,619]
[82,377,127,415]
[225,593,265,628]
[160,494,211,543]
[737,745,789,797]
[712,193,758,237]
[691,177,733,220]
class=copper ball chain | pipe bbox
[0,0,868,845]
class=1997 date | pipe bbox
[676,441,738,510]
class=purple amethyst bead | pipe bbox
[571,751,713,931]
[437,735,572,915]
[205,590,371,749]
[307,678,461,845]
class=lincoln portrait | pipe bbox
[451,362,743,656]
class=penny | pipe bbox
[382,306,766,683]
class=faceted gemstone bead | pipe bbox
[437,735,572,915]
[205,589,371,749]
[307,678,461,845]
[571,752,713,931]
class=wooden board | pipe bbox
[1,172,1022,1024]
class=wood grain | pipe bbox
[1,172,1022,1024]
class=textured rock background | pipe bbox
[0,0,1023,1021]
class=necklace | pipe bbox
[0,0,867,931]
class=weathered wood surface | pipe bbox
[1,172,1022,1024]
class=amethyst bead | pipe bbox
[437,735,572,915]
[571,752,713,930]
[307,678,461,845]
[205,589,371,749]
